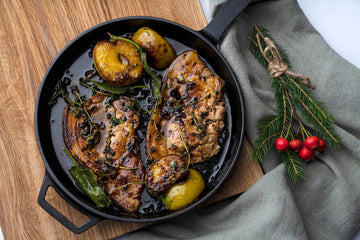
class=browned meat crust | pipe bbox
[145,50,225,196]
[146,50,225,164]
[145,154,188,196]
[63,93,145,213]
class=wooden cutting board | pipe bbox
[0,0,263,239]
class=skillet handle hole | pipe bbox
[45,186,90,227]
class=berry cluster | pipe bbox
[275,136,326,162]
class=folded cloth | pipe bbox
[123,0,360,239]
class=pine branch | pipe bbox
[294,96,342,147]
[258,115,282,136]
[284,75,333,122]
[251,115,282,162]
[281,150,306,182]
[283,75,342,147]
[272,78,293,138]
[249,25,291,68]
[248,25,342,182]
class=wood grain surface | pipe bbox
[0,0,263,239]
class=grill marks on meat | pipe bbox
[63,93,145,213]
[145,50,225,196]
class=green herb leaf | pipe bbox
[62,147,110,208]
[178,74,184,81]
[110,116,124,125]
[178,129,191,169]
[69,166,110,208]
[140,50,161,99]
[48,77,71,106]
[90,80,146,95]
[170,160,177,171]
[161,194,171,205]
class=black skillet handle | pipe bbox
[37,171,104,234]
[200,0,252,45]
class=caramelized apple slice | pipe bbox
[93,40,143,86]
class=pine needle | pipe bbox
[281,151,306,182]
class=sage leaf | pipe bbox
[69,165,110,208]
[62,147,110,208]
[90,80,146,95]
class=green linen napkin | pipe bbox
[123,0,360,239]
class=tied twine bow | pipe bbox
[253,27,315,89]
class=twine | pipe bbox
[260,36,315,89]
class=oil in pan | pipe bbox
[49,34,230,218]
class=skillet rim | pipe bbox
[35,16,246,223]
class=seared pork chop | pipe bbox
[63,93,145,213]
[145,50,225,196]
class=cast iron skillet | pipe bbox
[35,0,250,234]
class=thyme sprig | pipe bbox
[109,181,145,194]
[249,25,342,182]
[178,128,191,169]
[150,118,177,150]
[48,77,71,106]
[59,82,100,151]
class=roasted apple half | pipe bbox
[132,27,176,70]
[93,40,143,86]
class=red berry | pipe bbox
[289,140,302,152]
[275,137,290,152]
[299,147,315,161]
[304,136,320,150]
[316,139,326,152]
